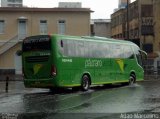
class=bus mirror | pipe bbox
[144,54,147,60]
[140,50,147,60]
[16,50,22,56]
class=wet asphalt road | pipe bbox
[0,80,160,119]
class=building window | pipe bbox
[40,20,48,35]
[16,0,22,2]
[0,20,5,34]
[8,0,22,2]
[8,0,15,2]
[141,5,153,17]
[143,44,153,53]
[58,20,66,35]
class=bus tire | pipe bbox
[129,74,136,85]
[81,75,90,91]
[49,87,62,93]
[49,88,56,93]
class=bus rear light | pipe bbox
[51,65,57,76]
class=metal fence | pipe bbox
[144,59,160,80]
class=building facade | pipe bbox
[91,19,111,37]
[153,0,160,52]
[111,0,155,56]
[0,7,92,74]
[1,0,23,7]
[119,0,131,8]
[59,2,81,8]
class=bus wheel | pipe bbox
[129,74,136,85]
[81,75,90,91]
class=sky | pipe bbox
[23,0,135,19]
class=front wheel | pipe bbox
[81,75,90,91]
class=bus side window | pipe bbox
[111,44,123,58]
[88,42,95,58]
[61,40,68,56]
[84,41,89,58]
[75,41,84,57]
[58,40,65,56]
[67,40,76,57]
[123,45,134,59]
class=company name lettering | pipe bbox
[62,59,72,63]
[85,59,102,68]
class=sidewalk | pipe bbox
[0,81,25,94]
[0,81,49,97]
[144,75,160,80]
[0,74,23,81]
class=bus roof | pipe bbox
[51,34,138,47]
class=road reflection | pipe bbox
[22,83,145,113]
[2,81,159,119]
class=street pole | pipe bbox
[5,76,9,93]
[127,0,129,41]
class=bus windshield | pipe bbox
[22,35,51,51]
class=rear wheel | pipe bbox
[49,88,56,93]
[49,87,62,93]
[81,75,90,91]
[129,74,136,85]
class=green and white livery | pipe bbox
[22,34,147,91]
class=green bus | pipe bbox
[22,34,147,91]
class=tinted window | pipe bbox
[98,42,110,58]
[59,39,84,57]
[58,39,134,59]
[110,44,123,58]
[123,45,134,59]
[23,35,51,51]
[84,41,110,58]
[75,40,84,57]
[59,39,123,58]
